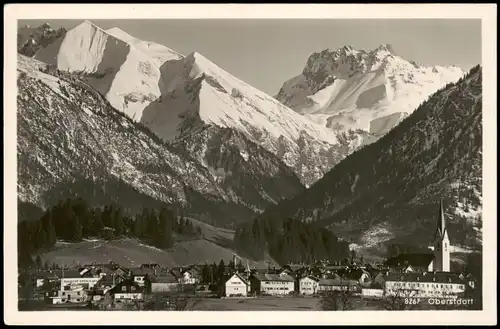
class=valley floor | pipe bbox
[193,296,321,311]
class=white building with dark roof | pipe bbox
[224,273,250,297]
[250,272,295,295]
[384,271,466,298]
[299,275,320,295]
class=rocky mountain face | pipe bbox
[275,44,465,137]
[170,125,306,213]
[139,51,375,186]
[18,23,67,57]
[17,54,304,228]
[29,21,376,186]
[260,65,482,250]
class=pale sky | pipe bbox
[19,19,482,96]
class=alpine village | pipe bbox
[17,21,482,311]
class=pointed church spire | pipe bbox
[436,199,446,240]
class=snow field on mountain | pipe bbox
[277,45,465,134]
[186,53,339,144]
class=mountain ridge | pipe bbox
[257,65,482,251]
[29,21,373,186]
[17,54,304,228]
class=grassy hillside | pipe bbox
[38,219,276,268]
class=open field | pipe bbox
[192,296,322,311]
[191,296,386,311]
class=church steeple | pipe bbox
[431,199,450,272]
[435,199,447,240]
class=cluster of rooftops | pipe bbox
[27,259,475,289]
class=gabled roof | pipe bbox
[300,275,320,282]
[226,272,250,285]
[149,273,179,284]
[384,272,463,284]
[96,274,116,286]
[129,267,155,276]
[182,267,200,276]
[366,267,381,277]
[108,279,144,294]
[341,268,371,280]
[169,269,182,279]
[463,272,477,281]
[252,273,295,282]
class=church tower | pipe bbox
[432,199,451,272]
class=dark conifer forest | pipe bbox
[17,198,201,268]
[233,217,350,265]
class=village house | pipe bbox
[359,270,386,298]
[281,264,307,276]
[112,265,131,281]
[361,287,385,299]
[169,268,182,282]
[87,288,107,304]
[385,255,435,273]
[31,270,59,289]
[323,265,347,274]
[458,272,477,290]
[94,273,119,293]
[371,272,386,288]
[224,273,250,297]
[250,272,295,296]
[383,271,467,298]
[298,275,320,295]
[108,279,145,302]
[348,268,372,287]
[129,267,157,287]
[317,277,361,294]
[45,284,88,305]
[56,269,101,290]
[180,267,199,285]
[146,272,180,293]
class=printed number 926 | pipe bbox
[404,298,421,305]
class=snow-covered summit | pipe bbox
[33,20,182,120]
[145,50,338,144]
[27,22,373,185]
[276,44,465,135]
[140,49,364,186]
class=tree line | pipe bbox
[197,259,247,287]
[233,217,350,265]
[17,198,201,268]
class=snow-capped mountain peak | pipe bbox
[17,54,305,228]
[263,66,482,249]
[371,43,396,56]
[276,44,465,136]
[33,21,183,120]
[139,48,366,186]
[105,27,136,42]
[28,22,374,186]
